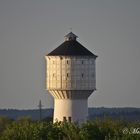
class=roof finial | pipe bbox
[69,27,72,32]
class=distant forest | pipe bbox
[0,108,140,122]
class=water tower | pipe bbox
[45,32,97,123]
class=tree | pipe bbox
[0,116,12,136]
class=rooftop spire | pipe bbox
[64,32,78,41]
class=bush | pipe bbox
[0,117,140,140]
[0,116,12,137]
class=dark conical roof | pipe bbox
[47,32,97,57]
[47,40,97,57]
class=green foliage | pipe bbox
[0,121,62,140]
[0,117,140,140]
[0,116,12,137]
[60,121,80,140]
[16,116,32,124]
[80,120,104,140]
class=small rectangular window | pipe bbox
[67,73,69,77]
[68,117,71,122]
[82,73,84,78]
[63,116,67,121]
[67,60,69,64]
[82,60,84,64]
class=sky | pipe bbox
[0,0,140,109]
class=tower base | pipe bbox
[53,99,88,123]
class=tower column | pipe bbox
[54,98,88,123]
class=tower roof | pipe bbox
[47,32,97,57]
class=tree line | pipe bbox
[0,116,140,140]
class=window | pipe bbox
[67,73,69,77]
[82,73,84,78]
[63,116,67,121]
[68,117,71,122]
[67,60,69,64]
[82,60,84,64]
